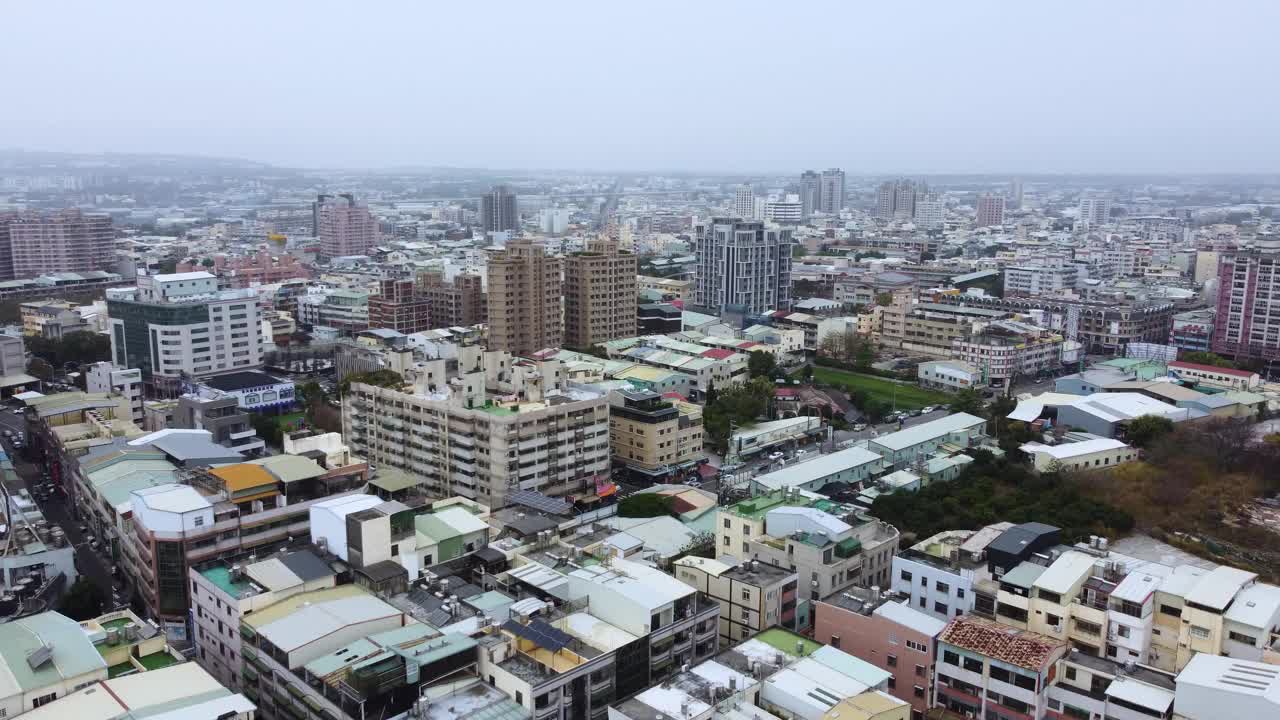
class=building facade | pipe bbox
[316,194,379,259]
[975,194,1006,227]
[1212,237,1280,362]
[607,389,704,480]
[487,239,564,356]
[106,272,264,386]
[7,209,115,279]
[674,556,799,645]
[819,168,846,214]
[482,185,520,235]
[564,239,637,349]
[693,218,794,315]
[368,277,432,333]
[419,271,487,328]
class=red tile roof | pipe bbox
[701,348,735,360]
[1168,361,1256,378]
[661,391,688,402]
[938,616,1065,671]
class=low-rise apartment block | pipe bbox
[933,615,1068,720]
[344,349,611,507]
[673,556,800,644]
[716,490,900,611]
[608,388,705,482]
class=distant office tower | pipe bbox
[311,193,331,236]
[1213,237,1280,362]
[975,194,1006,227]
[539,207,571,235]
[819,169,846,214]
[894,180,918,220]
[734,184,756,219]
[799,170,820,219]
[1010,178,1024,209]
[876,179,922,220]
[368,277,432,333]
[419,271,486,328]
[693,218,794,315]
[564,239,637,349]
[1078,195,1112,230]
[764,195,803,224]
[482,185,520,235]
[6,209,114,279]
[487,239,563,355]
[316,194,378,259]
[913,195,945,230]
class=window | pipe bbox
[740,609,749,620]
[906,639,927,652]
[724,518,731,529]
[723,536,730,546]
[900,570,912,582]
[935,602,949,615]
[32,693,58,709]
[742,589,751,601]
[1038,590,1061,604]
[1159,603,1181,617]
[962,657,983,674]
[918,597,926,608]
[936,581,950,594]
[193,515,205,527]
[1229,631,1259,645]
[943,650,960,666]
[914,685,924,698]
[915,664,925,677]
[957,588,965,599]
[830,635,841,649]
[1013,674,1037,691]
[1190,625,1211,640]
[989,666,1011,683]
[1118,625,1131,638]
[887,654,897,667]
[920,575,927,587]
[887,676,896,690]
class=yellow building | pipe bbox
[608,388,705,479]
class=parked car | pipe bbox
[767,451,784,460]
[852,423,867,432]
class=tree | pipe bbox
[251,413,284,447]
[1178,351,1235,368]
[1125,415,1174,448]
[618,493,676,518]
[748,350,778,380]
[59,578,104,620]
[875,292,894,306]
[951,388,985,417]
[338,369,406,396]
[25,331,111,368]
[704,381,718,408]
[200,258,216,267]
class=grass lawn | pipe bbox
[811,366,952,409]
[274,412,306,431]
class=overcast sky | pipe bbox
[4,1,1277,174]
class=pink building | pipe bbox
[815,588,947,720]
[316,194,378,259]
[178,251,311,288]
[7,209,114,279]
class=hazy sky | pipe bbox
[4,1,1277,173]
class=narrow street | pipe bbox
[0,406,127,611]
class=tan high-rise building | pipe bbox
[486,239,562,355]
[7,209,114,279]
[564,238,637,349]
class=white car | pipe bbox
[767,452,784,460]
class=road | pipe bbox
[0,406,127,610]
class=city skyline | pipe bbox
[3,2,1278,174]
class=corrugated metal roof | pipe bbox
[249,454,326,483]
[210,463,278,492]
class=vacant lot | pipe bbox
[811,366,951,409]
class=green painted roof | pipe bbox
[755,628,821,657]
[202,565,256,598]
[370,468,419,492]
[0,612,107,696]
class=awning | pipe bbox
[596,483,618,497]
[0,374,39,389]
[13,391,44,402]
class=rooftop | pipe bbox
[202,370,288,391]
[1020,438,1130,459]
[0,611,108,698]
[938,615,1064,671]
[870,412,986,452]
